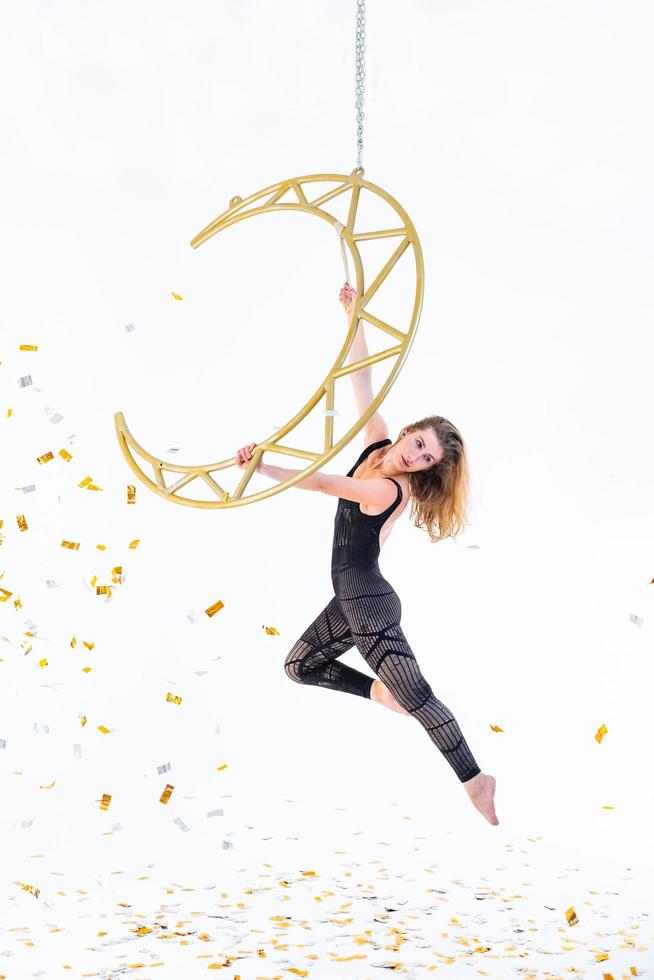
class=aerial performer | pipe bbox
[236,283,499,826]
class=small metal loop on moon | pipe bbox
[229,195,242,208]
[352,167,365,177]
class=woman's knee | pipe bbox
[283,641,306,684]
[380,666,433,712]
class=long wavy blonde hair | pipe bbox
[393,415,471,543]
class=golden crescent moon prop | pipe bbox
[114,167,424,508]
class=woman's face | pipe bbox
[395,428,444,472]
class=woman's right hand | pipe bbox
[339,281,357,312]
[235,442,259,471]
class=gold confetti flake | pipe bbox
[58,448,72,462]
[82,640,94,651]
[7,406,13,417]
[263,625,280,635]
[96,585,112,595]
[97,725,112,734]
[0,587,12,602]
[71,635,77,648]
[80,715,87,727]
[490,724,504,733]
[78,476,102,491]
[16,881,40,898]
[595,723,608,744]
[96,544,106,550]
[205,599,224,618]
[166,692,182,705]
[171,291,183,300]
[38,658,48,668]
[19,345,39,352]
[127,484,136,504]
[16,514,28,532]
[82,666,92,673]
[129,539,140,549]
[565,905,579,926]
[39,780,56,790]
[37,451,54,465]
[99,793,112,811]
[159,783,174,804]
[61,540,80,551]
[216,764,228,772]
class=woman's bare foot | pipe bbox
[463,772,499,825]
[370,679,410,716]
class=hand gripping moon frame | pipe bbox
[114,167,424,508]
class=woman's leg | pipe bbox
[284,595,375,699]
[340,590,482,783]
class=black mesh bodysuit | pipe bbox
[285,438,482,783]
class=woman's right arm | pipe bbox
[340,284,389,445]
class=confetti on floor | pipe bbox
[1,816,652,979]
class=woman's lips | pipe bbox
[402,455,408,467]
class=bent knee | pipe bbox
[284,643,306,684]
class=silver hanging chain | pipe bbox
[355,0,366,171]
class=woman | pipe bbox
[236,283,498,826]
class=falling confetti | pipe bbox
[78,476,102,491]
[15,881,40,899]
[595,723,608,743]
[166,692,182,705]
[171,291,183,301]
[159,784,175,804]
[205,599,224,618]
[262,625,280,635]
[629,612,643,628]
[98,794,112,811]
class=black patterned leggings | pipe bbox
[284,591,482,783]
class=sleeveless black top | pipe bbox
[331,438,403,585]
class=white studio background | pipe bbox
[1,0,653,922]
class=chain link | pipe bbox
[355,0,366,171]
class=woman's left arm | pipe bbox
[317,472,397,509]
